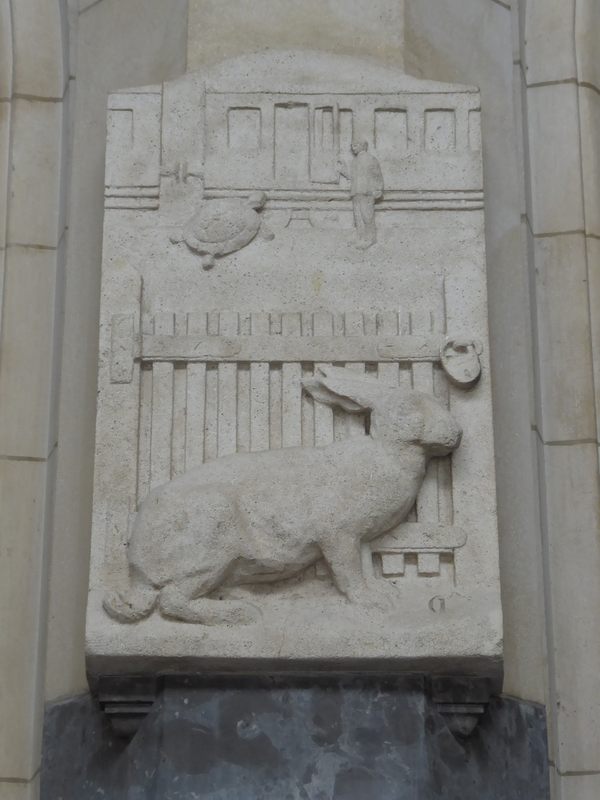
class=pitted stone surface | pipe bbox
[87,50,501,680]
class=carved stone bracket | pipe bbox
[430,676,494,739]
[98,674,496,741]
[97,675,159,738]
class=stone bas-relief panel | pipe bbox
[87,52,501,683]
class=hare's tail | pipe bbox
[103,582,158,623]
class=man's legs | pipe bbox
[354,195,376,248]
[352,195,365,243]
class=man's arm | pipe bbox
[336,159,351,181]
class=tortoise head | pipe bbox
[247,191,267,210]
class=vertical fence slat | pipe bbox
[349,309,376,578]
[217,311,239,457]
[269,313,282,449]
[269,367,283,449]
[411,309,439,523]
[313,311,334,446]
[250,313,270,452]
[237,365,251,453]
[301,314,315,447]
[434,363,454,525]
[170,314,188,478]
[397,309,413,390]
[237,314,251,452]
[136,314,154,504]
[150,312,175,488]
[204,367,218,461]
[377,311,400,387]
[185,312,207,469]
[343,311,366,438]
[281,312,302,447]
[204,314,219,462]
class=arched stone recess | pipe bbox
[0,0,70,791]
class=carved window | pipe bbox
[424,109,457,151]
[374,108,408,153]
[227,107,261,151]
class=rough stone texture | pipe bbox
[44,0,189,705]
[87,51,501,680]
[1,777,40,800]
[0,1,69,787]
[187,0,405,72]
[0,455,55,780]
[41,682,550,800]
[558,773,600,800]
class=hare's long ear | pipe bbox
[302,366,380,413]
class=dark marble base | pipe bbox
[41,677,549,800]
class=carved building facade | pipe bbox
[0,2,598,799]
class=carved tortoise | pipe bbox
[170,191,274,269]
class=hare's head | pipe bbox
[303,366,462,457]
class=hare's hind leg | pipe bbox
[159,571,260,625]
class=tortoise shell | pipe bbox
[182,198,261,257]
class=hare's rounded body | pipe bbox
[103,367,462,625]
[130,439,424,589]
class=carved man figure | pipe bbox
[338,140,384,249]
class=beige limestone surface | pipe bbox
[86,51,502,682]
[3,1,600,795]
[188,0,404,71]
[43,0,189,703]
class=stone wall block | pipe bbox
[56,86,71,246]
[0,100,10,252]
[556,772,600,800]
[532,233,596,442]
[498,430,547,704]
[0,776,40,800]
[0,459,50,779]
[579,86,600,238]
[586,236,600,447]
[0,0,13,99]
[540,442,600,773]
[0,247,60,459]
[7,99,64,248]
[525,84,584,235]
[575,0,600,91]
[524,0,576,85]
[11,0,67,99]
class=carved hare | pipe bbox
[103,367,462,625]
